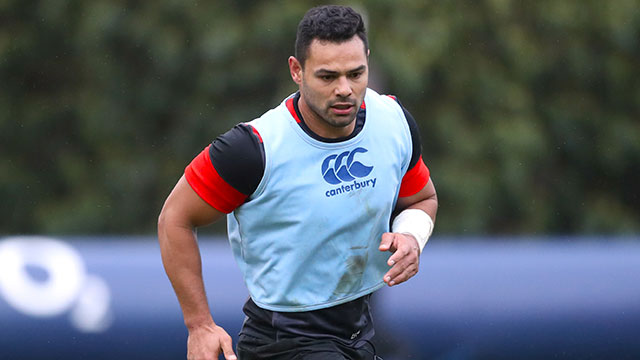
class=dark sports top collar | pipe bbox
[286,92,366,143]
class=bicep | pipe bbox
[395,178,437,214]
[161,175,226,229]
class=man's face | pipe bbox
[290,36,369,138]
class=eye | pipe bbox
[349,72,363,79]
[320,75,334,81]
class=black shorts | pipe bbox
[236,333,376,359]
[236,296,380,360]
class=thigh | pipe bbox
[236,333,298,360]
[294,342,375,360]
[237,334,373,360]
[292,350,347,360]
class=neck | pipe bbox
[297,94,356,139]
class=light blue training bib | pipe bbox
[227,88,413,312]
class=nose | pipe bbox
[334,76,352,98]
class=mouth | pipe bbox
[330,102,355,116]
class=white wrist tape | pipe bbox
[391,209,434,254]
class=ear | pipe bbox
[288,56,303,85]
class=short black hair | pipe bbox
[295,5,368,67]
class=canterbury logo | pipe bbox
[321,147,374,185]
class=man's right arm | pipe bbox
[157,175,237,360]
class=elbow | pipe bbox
[157,210,166,243]
[157,201,195,248]
[157,202,172,245]
[430,191,438,207]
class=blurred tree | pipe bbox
[367,0,640,234]
[0,0,638,235]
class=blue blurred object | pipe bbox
[0,236,638,359]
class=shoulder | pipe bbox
[379,94,423,170]
[209,123,265,196]
[184,123,265,213]
[365,88,403,110]
[248,95,295,136]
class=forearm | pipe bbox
[158,218,214,329]
[381,180,438,286]
[395,178,438,222]
[391,179,438,254]
[405,193,437,223]
[158,175,236,358]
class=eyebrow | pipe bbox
[314,65,367,76]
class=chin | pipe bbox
[328,118,355,128]
[326,111,356,125]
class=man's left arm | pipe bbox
[379,178,437,286]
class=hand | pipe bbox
[379,232,420,287]
[187,323,237,360]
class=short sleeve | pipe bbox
[184,124,265,213]
[389,97,431,197]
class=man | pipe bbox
[158,5,437,360]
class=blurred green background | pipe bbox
[1,0,639,236]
